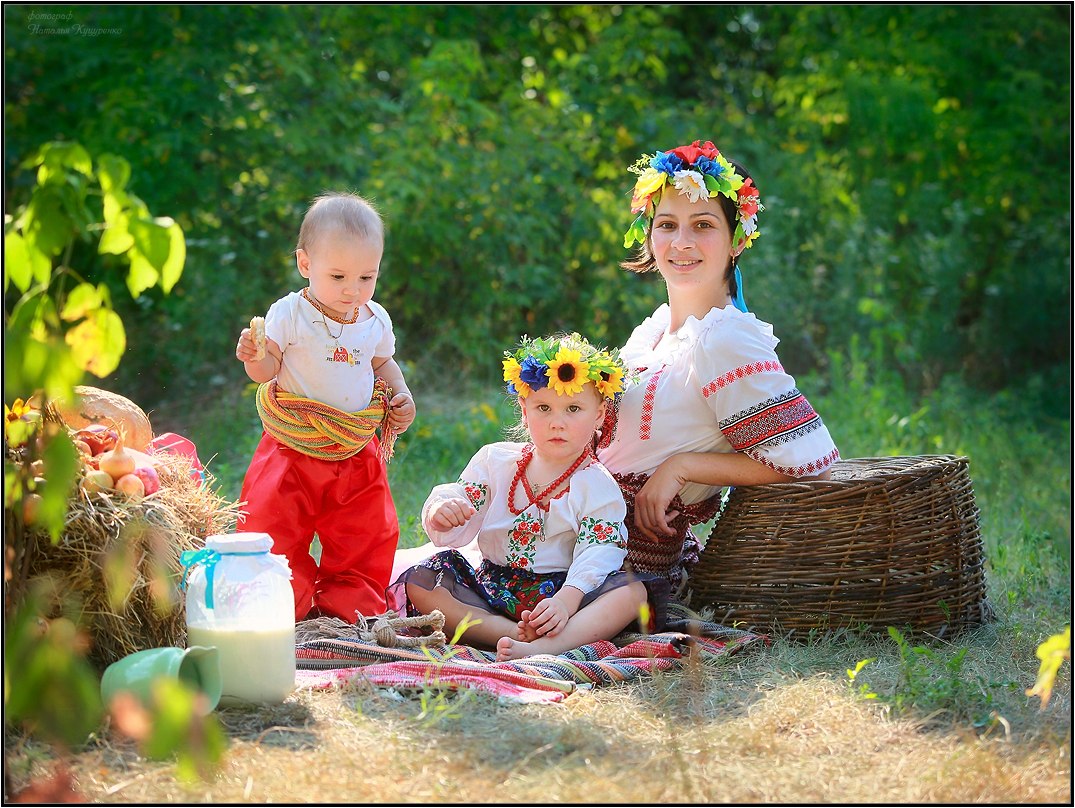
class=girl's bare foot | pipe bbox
[516,610,540,641]
[497,636,538,661]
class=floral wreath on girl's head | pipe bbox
[623,139,763,254]
[502,333,632,401]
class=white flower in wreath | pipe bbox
[741,214,758,237]
[672,169,709,203]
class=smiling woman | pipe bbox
[595,139,839,600]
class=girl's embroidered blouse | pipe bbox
[421,442,629,594]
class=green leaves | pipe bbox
[140,680,229,781]
[4,231,52,293]
[4,143,186,388]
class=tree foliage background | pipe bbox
[4,4,1071,413]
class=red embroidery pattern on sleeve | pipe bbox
[639,368,664,441]
[701,360,783,398]
[720,390,821,451]
[745,446,841,477]
[578,517,625,549]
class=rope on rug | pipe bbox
[294,609,447,648]
[356,609,447,649]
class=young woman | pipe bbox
[390,139,838,610]
[597,139,839,598]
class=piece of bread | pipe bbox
[250,316,266,360]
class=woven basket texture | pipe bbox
[691,455,992,636]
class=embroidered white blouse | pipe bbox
[421,442,629,595]
[264,292,395,412]
[597,303,839,506]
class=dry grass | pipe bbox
[6,624,1071,805]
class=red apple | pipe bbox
[132,466,160,496]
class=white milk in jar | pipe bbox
[181,532,296,704]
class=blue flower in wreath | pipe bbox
[650,150,684,176]
[519,356,549,391]
[692,154,723,178]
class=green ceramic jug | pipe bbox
[100,645,222,714]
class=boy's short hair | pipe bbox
[296,192,384,252]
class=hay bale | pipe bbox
[15,452,243,670]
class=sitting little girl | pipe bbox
[388,333,664,661]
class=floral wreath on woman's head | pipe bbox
[502,333,632,401]
[623,139,763,254]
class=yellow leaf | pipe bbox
[65,309,126,378]
[1025,626,1071,709]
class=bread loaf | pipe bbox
[250,316,266,360]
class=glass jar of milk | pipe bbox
[181,532,295,705]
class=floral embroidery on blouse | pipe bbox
[459,479,489,511]
[701,360,784,398]
[578,517,624,549]
[639,368,665,441]
[506,512,542,569]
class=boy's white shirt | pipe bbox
[264,291,395,412]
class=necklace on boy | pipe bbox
[302,288,361,324]
[508,444,592,541]
[316,316,345,345]
[302,288,360,350]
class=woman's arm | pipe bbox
[634,450,830,540]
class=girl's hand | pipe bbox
[427,497,476,533]
[524,597,570,638]
[386,391,416,433]
[633,456,685,540]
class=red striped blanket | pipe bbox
[294,605,766,703]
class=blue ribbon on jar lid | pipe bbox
[180,547,273,609]
[180,549,222,609]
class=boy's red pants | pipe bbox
[237,432,398,623]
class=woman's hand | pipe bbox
[633,456,685,540]
[426,497,476,533]
[386,391,416,433]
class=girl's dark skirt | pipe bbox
[387,550,670,633]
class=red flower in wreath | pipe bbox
[671,140,720,164]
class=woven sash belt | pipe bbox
[256,378,397,462]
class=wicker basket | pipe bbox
[690,455,992,636]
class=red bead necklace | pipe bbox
[508,444,592,515]
[302,288,361,324]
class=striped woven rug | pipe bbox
[294,604,766,703]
